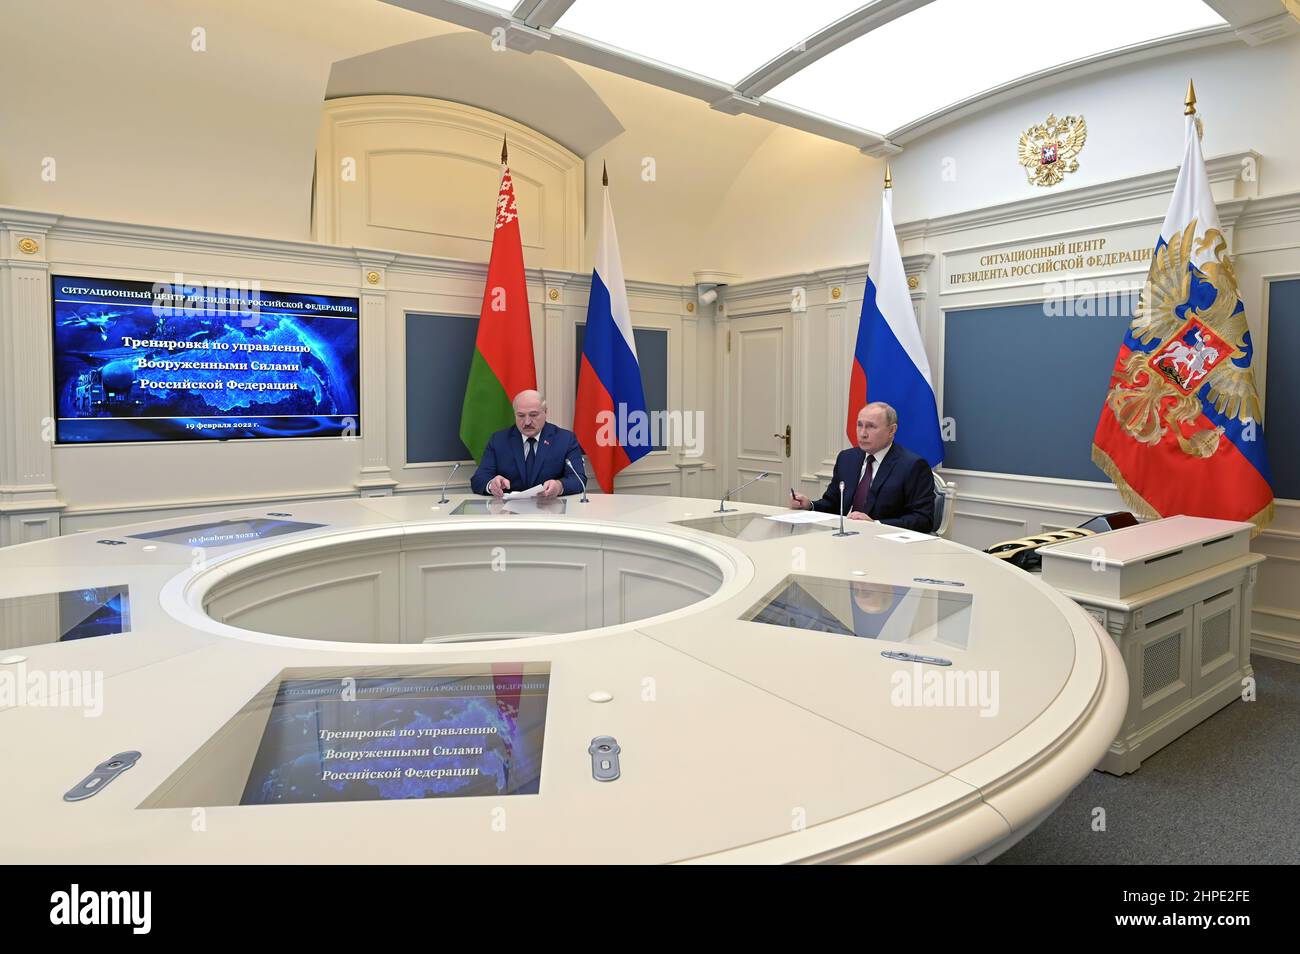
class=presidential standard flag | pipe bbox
[574,166,650,493]
[459,139,538,463]
[1092,84,1273,530]
[847,169,943,465]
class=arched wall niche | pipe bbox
[314,95,584,270]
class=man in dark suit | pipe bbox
[470,390,588,498]
[790,402,935,532]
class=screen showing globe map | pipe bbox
[52,274,360,443]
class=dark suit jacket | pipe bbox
[470,422,588,496]
[811,443,935,532]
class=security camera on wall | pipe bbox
[693,271,739,312]
[698,285,720,306]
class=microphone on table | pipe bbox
[567,458,589,503]
[438,462,461,504]
[833,479,859,537]
[716,471,770,513]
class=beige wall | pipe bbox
[0,0,884,286]
[0,0,444,239]
[4,4,1297,290]
[566,62,777,285]
[709,125,884,281]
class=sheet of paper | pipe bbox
[878,529,934,543]
[765,511,839,524]
[502,484,543,500]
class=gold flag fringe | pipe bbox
[1091,443,1274,537]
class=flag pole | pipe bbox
[884,163,892,189]
[1092,77,1274,531]
[576,157,650,492]
[458,132,537,463]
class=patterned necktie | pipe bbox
[851,454,875,514]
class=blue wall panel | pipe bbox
[942,299,1133,481]
[405,313,478,464]
[575,325,669,451]
[1265,279,1300,501]
[404,315,672,464]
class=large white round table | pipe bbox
[0,493,1127,863]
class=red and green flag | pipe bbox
[459,142,537,462]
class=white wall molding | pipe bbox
[0,214,64,545]
[0,204,699,302]
[3,210,536,295]
[888,26,1238,145]
[895,152,1262,242]
[1233,191,1300,232]
[31,215,366,270]
[356,285,397,495]
[1234,10,1300,46]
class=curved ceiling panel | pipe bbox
[327,30,625,155]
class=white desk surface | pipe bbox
[1041,514,1249,564]
[0,493,1127,863]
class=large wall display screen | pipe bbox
[241,668,551,804]
[52,275,360,443]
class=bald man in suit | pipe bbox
[470,390,588,498]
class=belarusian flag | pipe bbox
[459,139,537,462]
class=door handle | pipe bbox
[773,425,791,458]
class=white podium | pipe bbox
[1040,516,1264,775]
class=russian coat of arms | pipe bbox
[1103,222,1257,460]
[1148,318,1230,394]
[1017,113,1087,187]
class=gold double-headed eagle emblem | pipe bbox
[1017,113,1087,187]
[1104,220,1258,460]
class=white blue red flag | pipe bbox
[574,175,650,492]
[847,180,943,464]
[1093,94,1273,530]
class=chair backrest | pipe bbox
[932,471,957,538]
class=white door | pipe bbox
[727,314,794,505]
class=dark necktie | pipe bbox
[525,437,537,482]
[851,454,875,514]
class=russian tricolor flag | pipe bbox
[847,175,944,466]
[575,170,650,493]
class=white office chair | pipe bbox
[932,471,957,538]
